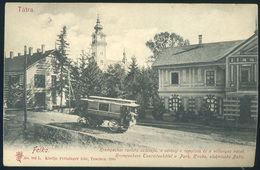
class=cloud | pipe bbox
[5,3,257,67]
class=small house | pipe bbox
[4,45,65,110]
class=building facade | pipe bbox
[153,33,258,121]
[4,45,65,110]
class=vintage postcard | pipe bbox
[3,3,258,167]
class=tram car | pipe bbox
[77,96,139,132]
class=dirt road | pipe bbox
[4,110,256,150]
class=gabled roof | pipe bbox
[152,39,245,67]
[5,50,57,72]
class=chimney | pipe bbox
[29,47,33,56]
[24,45,27,55]
[10,51,14,59]
[198,35,202,45]
[41,44,45,54]
[37,48,41,53]
[18,52,21,57]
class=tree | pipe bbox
[54,26,70,112]
[70,50,90,102]
[82,57,104,96]
[146,32,190,61]
[135,66,159,119]
[104,64,126,98]
[125,56,140,100]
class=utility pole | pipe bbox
[24,45,27,131]
[68,69,71,113]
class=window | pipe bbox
[205,95,217,112]
[206,71,214,85]
[34,75,45,88]
[100,60,103,64]
[8,75,20,86]
[250,58,255,62]
[230,65,234,81]
[189,98,196,113]
[99,103,109,111]
[171,72,179,85]
[100,52,103,55]
[110,104,121,113]
[51,75,56,88]
[88,101,98,110]
[168,94,181,112]
[241,69,249,82]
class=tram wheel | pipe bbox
[86,116,97,128]
[118,128,128,133]
[108,119,120,132]
[77,117,83,125]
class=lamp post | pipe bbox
[24,46,27,131]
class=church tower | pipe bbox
[122,48,128,71]
[91,14,107,71]
[122,48,127,64]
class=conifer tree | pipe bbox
[83,57,104,96]
[54,26,70,112]
[105,64,126,98]
[125,56,140,100]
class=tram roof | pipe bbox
[80,97,139,107]
[89,96,137,104]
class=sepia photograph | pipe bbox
[3,3,258,167]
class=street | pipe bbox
[3,110,257,167]
[3,110,256,150]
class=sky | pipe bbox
[5,3,258,66]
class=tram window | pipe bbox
[110,104,121,113]
[99,103,109,111]
[88,101,98,110]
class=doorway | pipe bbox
[239,96,251,123]
[35,92,46,108]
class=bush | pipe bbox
[152,96,165,120]
[176,105,186,121]
[6,84,23,108]
[199,101,214,124]
[136,93,146,119]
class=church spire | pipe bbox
[122,48,126,64]
[94,14,103,33]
